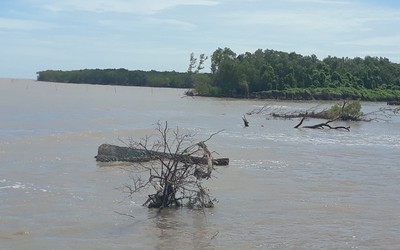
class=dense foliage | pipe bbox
[37,47,400,101]
[197,48,400,101]
[37,68,207,89]
[323,101,363,121]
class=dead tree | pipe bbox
[294,114,350,131]
[246,101,398,132]
[122,121,223,210]
[242,115,249,127]
[250,101,364,121]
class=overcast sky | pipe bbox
[1,0,400,79]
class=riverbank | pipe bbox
[32,75,400,102]
[250,87,400,102]
[193,87,400,102]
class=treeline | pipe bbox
[193,48,400,101]
[37,68,201,88]
[37,48,400,101]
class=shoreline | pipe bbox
[3,78,399,103]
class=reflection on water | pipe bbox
[148,209,217,250]
[1,79,399,249]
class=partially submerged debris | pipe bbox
[272,101,364,121]
[242,115,249,127]
[248,100,399,124]
[99,122,227,210]
[95,144,229,166]
[294,115,350,131]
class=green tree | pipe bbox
[326,101,363,120]
[210,47,236,74]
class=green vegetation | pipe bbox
[200,48,400,101]
[251,87,400,101]
[323,101,363,121]
[269,100,364,121]
[37,47,400,101]
[37,68,207,89]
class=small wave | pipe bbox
[0,183,26,190]
[234,159,289,170]
[0,180,50,193]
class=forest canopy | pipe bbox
[37,68,194,88]
[37,48,400,101]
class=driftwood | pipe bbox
[242,115,249,127]
[294,115,350,131]
[95,144,229,166]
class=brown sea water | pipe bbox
[1,78,399,249]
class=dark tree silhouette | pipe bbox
[121,121,224,209]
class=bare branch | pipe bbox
[111,122,225,210]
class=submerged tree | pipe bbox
[318,100,363,121]
[122,121,223,209]
[245,100,399,132]
[251,100,364,121]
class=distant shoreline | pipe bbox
[3,77,398,103]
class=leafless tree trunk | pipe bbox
[121,121,224,209]
[294,114,350,131]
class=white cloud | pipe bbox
[0,18,54,30]
[220,1,399,34]
[145,17,196,30]
[288,0,351,4]
[43,0,220,14]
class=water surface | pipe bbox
[1,79,399,249]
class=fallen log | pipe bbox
[95,144,229,166]
[294,115,350,131]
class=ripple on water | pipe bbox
[0,179,50,193]
[234,159,289,170]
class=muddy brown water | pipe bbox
[1,79,399,249]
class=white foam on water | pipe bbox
[0,180,50,193]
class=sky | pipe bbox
[1,0,400,79]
